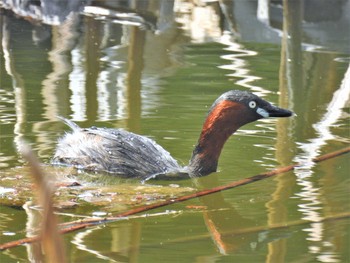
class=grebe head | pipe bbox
[210,90,292,120]
[189,90,293,175]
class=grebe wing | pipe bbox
[53,118,181,178]
[80,127,181,177]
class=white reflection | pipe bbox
[317,252,341,263]
[294,65,349,174]
[116,75,128,120]
[96,44,127,121]
[218,32,269,96]
[23,202,44,262]
[294,65,350,175]
[257,0,270,25]
[174,1,221,43]
[1,16,25,159]
[72,228,118,262]
[293,65,350,261]
[97,70,113,120]
[69,47,87,121]
[41,14,81,122]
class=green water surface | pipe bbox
[0,1,349,262]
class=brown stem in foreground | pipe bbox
[18,143,67,263]
[1,146,349,251]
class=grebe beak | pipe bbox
[257,104,293,118]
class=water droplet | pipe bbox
[92,211,108,217]
[2,232,16,236]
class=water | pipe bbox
[1,1,349,262]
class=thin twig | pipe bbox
[1,146,349,251]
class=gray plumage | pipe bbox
[52,117,181,178]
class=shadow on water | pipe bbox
[0,0,349,262]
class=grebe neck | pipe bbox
[188,100,251,176]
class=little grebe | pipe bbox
[53,90,293,179]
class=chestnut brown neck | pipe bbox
[188,100,252,176]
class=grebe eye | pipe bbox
[249,101,256,108]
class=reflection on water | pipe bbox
[218,33,264,94]
[292,67,350,262]
[0,0,349,262]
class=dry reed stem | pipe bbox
[19,143,67,263]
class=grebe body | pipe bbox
[53,90,293,179]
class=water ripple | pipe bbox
[218,32,270,96]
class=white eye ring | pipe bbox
[249,101,256,108]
